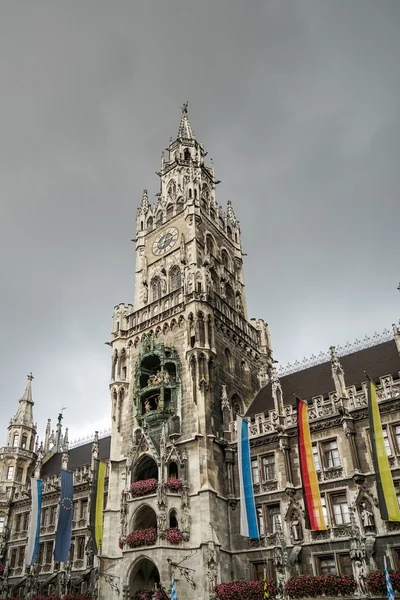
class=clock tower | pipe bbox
[101,104,273,599]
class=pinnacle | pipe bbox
[21,372,33,403]
[177,101,194,140]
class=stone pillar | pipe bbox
[225,448,235,497]
[343,418,361,472]
[279,434,293,486]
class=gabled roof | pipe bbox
[246,339,400,417]
[41,436,111,478]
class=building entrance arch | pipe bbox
[129,557,160,595]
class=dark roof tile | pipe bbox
[246,339,400,417]
[41,436,111,478]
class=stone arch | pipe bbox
[167,179,176,198]
[162,322,169,335]
[170,265,182,292]
[131,503,158,531]
[205,232,216,255]
[147,216,153,231]
[132,454,158,484]
[155,325,162,338]
[224,348,233,372]
[151,277,162,302]
[168,460,179,479]
[170,318,177,331]
[169,508,179,529]
[231,394,243,418]
[221,248,230,270]
[178,315,185,328]
[128,556,161,594]
[227,225,232,238]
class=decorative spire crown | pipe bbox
[12,373,35,427]
[177,102,194,140]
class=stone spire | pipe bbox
[330,346,347,398]
[61,427,69,469]
[12,373,35,427]
[44,418,51,454]
[177,101,194,140]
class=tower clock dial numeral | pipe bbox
[152,227,179,256]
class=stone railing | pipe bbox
[229,374,400,441]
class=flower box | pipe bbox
[216,579,277,599]
[166,527,183,544]
[367,569,400,595]
[285,574,357,598]
[132,590,169,600]
[130,478,158,497]
[126,527,157,548]
[166,477,183,492]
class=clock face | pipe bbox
[152,227,179,256]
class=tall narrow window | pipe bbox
[12,433,19,447]
[0,516,5,535]
[7,466,14,480]
[313,444,321,472]
[21,435,28,450]
[170,266,182,292]
[151,277,162,302]
[332,495,350,525]
[80,500,88,521]
[10,548,17,568]
[383,427,392,456]
[262,455,276,481]
[256,506,264,536]
[16,467,23,483]
[323,440,341,468]
[251,458,260,485]
[338,554,352,575]
[267,505,281,533]
[45,541,53,564]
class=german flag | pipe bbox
[367,375,400,521]
[90,459,107,555]
[297,397,327,530]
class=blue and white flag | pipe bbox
[237,416,259,539]
[384,556,395,600]
[54,469,74,563]
[171,577,177,600]
[25,478,43,565]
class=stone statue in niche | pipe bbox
[157,511,167,538]
[290,516,302,542]
[354,560,368,596]
[360,502,375,531]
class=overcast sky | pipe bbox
[1,1,399,442]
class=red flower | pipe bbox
[166,527,183,544]
[130,478,158,497]
[166,477,183,492]
[126,527,157,548]
[215,579,277,599]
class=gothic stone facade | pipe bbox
[100,105,272,599]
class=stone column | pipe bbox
[279,434,293,486]
[225,448,235,497]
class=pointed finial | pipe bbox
[178,102,194,139]
[28,372,34,381]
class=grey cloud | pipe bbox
[1,0,399,437]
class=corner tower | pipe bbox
[102,104,273,600]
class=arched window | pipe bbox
[133,455,159,483]
[224,348,233,372]
[184,149,190,161]
[176,197,184,214]
[206,235,214,255]
[147,216,153,231]
[169,509,178,529]
[210,268,218,294]
[231,394,243,418]
[168,461,179,479]
[151,277,162,302]
[227,225,232,238]
[189,189,192,199]
[170,266,182,292]
[221,249,229,270]
[225,283,234,307]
